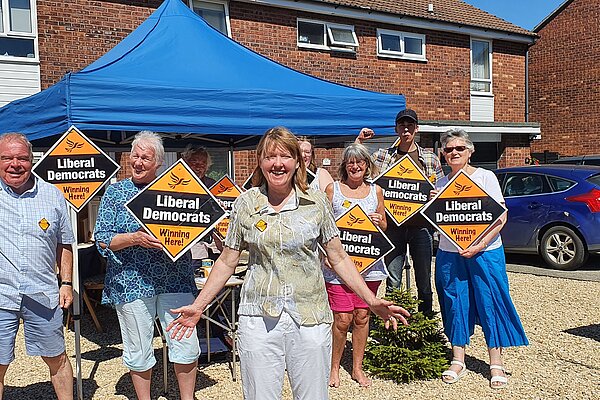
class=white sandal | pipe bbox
[441,360,467,384]
[489,364,508,389]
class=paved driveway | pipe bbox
[506,254,600,282]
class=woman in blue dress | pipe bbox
[433,128,528,389]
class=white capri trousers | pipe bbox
[238,310,332,400]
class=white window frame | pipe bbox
[376,28,426,61]
[297,18,358,53]
[470,37,493,95]
[0,0,38,62]
[189,0,231,37]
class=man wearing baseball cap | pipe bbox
[356,108,443,315]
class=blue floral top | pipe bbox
[94,178,196,305]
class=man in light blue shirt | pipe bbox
[0,133,75,400]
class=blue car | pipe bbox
[494,165,600,270]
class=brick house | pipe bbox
[528,0,600,161]
[1,0,540,182]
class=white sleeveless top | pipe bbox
[309,168,323,191]
[323,181,388,283]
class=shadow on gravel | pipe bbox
[4,379,99,400]
[564,324,600,343]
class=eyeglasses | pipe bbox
[131,154,155,164]
[443,146,468,153]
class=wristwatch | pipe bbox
[61,281,73,287]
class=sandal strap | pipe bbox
[489,364,505,371]
[490,375,508,384]
[450,360,466,368]
[441,370,458,379]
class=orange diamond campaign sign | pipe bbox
[209,175,242,239]
[420,171,507,251]
[125,160,227,261]
[32,126,120,211]
[373,155,434,226]
[333,204,394,274]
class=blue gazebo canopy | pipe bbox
[0,0,405,145]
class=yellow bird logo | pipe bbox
[453,182,472,196]
[346,212,365,227]
[38,218,50,232]
[215,182,232,195]
[65,139,84,153]
[342,200,352,208]
[395,164,414,177]
[255,219,268,232]
[168,172,191,189]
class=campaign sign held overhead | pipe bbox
[334,204,394,274]
[125,160,227,261]
[420,171,506,251]
[209,175,242,239]
[32,126,120,211]
[373,155,434,226]
[242,168,316,191]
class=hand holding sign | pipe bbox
[132,230,163,250]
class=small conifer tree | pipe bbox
[364,287,449,383]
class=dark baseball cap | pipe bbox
[395,109,418,124]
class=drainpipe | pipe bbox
[525,48,529,122]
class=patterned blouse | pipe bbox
[94,178,196,305]
[224,185,340,325]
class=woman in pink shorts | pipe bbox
[323,143,388,388]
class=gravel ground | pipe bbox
[4,271,600,400]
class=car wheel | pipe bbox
[540,226,588,271]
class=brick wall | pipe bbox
[36,0,529,168]
[529,0,600,156]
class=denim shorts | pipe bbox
[115,293,200,372]
[0,296,66,364]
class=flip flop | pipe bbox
[489,364,508,389]
[441,360,467,384]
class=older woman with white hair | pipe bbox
[434,128,528,389]
[94,131,199,400]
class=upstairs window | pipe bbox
[471,38,492,93]
[377,29,426,61]
[297,19,358,52]
[0,0,35,59]
[190,0,230,36]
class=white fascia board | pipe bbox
[419,124,541,135]
[236,0,536,44]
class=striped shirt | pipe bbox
[0,177,75,311]
[371,143,444,184]
[225,185,339,325]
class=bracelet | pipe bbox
[61,281,73,287]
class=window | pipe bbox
[547,176,575,192]
[377,29,426,61]
[503,174,548,197]
[297,19,358,52]
[190,0,230,36]
[0,0,35,58]
[471,38,492,93]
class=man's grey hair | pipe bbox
[0,133,33,161]
[131,131,164,165]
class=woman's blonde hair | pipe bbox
[338,143,378,181]
[251,127,308,192]
[297,136,317,173]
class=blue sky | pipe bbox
[462,0,566,30]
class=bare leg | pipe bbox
[0,364,8,400]
[130,369,152,400]
[329,312,353,388]
[489,347,506,387]
[42,353,73,400]
[351,309,371,387]
[442,345,466,383]
[174,362,198,400]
